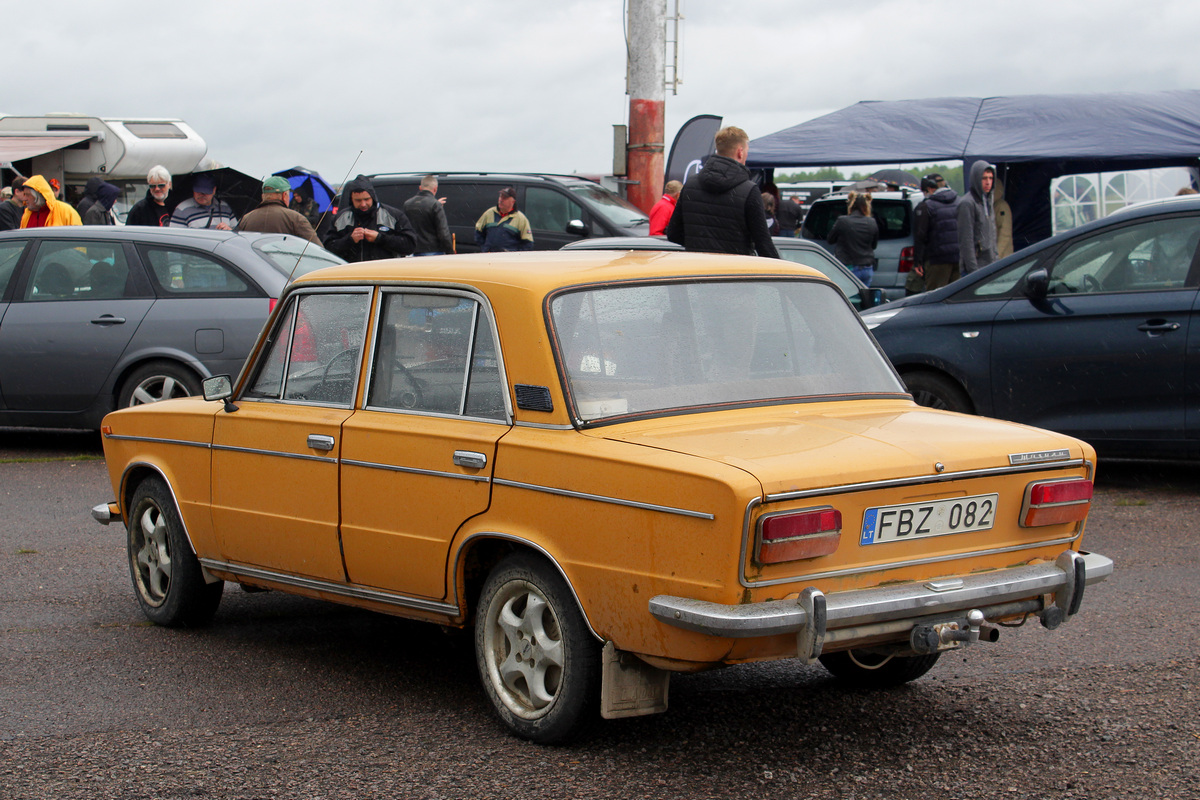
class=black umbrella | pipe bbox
[867,169,921,190]
[170,167,262,220]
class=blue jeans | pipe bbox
[414,251,445,257]
[850,265,874,285]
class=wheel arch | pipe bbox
[111,353,210,405]
[454,532,603,642]
[119,461,203,559]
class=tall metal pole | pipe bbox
[626,0,665,214]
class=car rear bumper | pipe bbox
[649,550,1112,657]
[92,501,119,525]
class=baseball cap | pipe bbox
[193,175,217,194]
[262,176,291,194]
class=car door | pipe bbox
[0,238,153,412]
[211,288,372,581]
[989,214,1200,454]
[524,185,588,250]
[339,289,510,599]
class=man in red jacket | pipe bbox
[648,180,681,235]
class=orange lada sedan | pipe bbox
[93,250,1112,743]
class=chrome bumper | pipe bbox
[91,502,119,525]
[650,550,1112,658]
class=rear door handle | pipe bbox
[90,315,126,325]
[1137,320,1181,335]
[453,450,488,470]
[307,434,335,451]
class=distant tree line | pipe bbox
[775,165,964,194]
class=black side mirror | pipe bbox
[1023,267,1049,299]
[860,288,886,310]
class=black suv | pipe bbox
[353,173,650,253]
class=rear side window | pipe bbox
[24,240,136,301]
[0,241,27,298]
[440,183,510,228]
[141,247,253,296]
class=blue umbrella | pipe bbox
[272,167,336,212]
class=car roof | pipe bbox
[293,250,828,296]
[0,225,246,249]
[810,190,919,203]
[1106,193,1200,219]
[365,172,604,187]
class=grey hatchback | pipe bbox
[0,226,343,430]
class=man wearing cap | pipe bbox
[324,174,417,262]
[170,174,238,230]
[18,175,81,228]
[127,166,176,227]
[237,176,321,245]
[474,186,534,252]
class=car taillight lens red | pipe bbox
[269,297,278,313]
[898,246,915,273]
[1021,478,1093,527]
[757,507,842,564]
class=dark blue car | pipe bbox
[862,195,1200,460]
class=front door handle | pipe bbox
[307,434,335,451]
[1137,320,1181,335]
[453,450,488,470]
[91,315,126,325]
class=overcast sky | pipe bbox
[7,0,1200,183]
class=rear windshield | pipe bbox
[802,198,912,241]
[253,236,345,279]
[550,278,903,423]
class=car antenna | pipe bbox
[276,150,364,286]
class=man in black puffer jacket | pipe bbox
[666,126,779,259]
[324,175,417,262]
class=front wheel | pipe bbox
[474,554,601,744]
[819,649,941,689]
[902,371,972,413]
[118,361,200,408]
[127,476,222,627]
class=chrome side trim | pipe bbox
[493,477,715,520]
[763,459,1087,503]
[513,421,576,430]
[103,433,211,449]
[210,443,337,464]
[341,458,490,483]
[650,550,1113,639]
[199,559,460,617]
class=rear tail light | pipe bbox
[1021,478,1093,527]
[898,246,915,273]
[756,507,842,564]
[269,297,278,313]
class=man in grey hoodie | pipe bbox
[957,161,998,274]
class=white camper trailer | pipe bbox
[0,113,207,219]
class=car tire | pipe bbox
[903,371,973,413]
[127,476,223,627]
[118,361,200,408]
[474,554,601,744]
[818,649,941,689]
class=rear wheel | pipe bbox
[127,476,222,627]
[903,371,972,413]
[474,554,601,744]
[819,649,941,689]
[118,361,200,408]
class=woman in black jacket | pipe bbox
[826,191,879,285]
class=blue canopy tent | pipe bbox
[749,90,1200,249]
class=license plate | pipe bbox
[860,493,998,545]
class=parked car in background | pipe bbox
[356,173,650,252]
[0,227,343,430]
[862,194,1200,460]
[801,189,920,300]
[561,236,887,311]
[95,249,1109,744]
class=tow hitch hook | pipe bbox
[910,609,996,654]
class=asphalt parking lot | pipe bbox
[0,427,1197,799]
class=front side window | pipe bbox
[367,292,506,420]
[550,279,903,422]
[1046,216,1199,295]
[25,240,133,301]
[245,291,371,407]
[525,187,585,234]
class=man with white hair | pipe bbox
[127,165,175,227]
